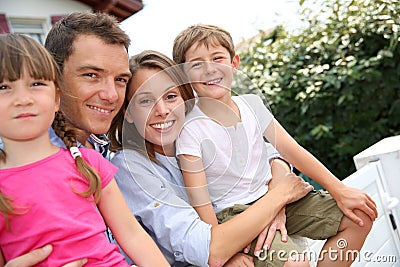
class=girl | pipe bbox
[0,34,170,267]
[108,50,313,267]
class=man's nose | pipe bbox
[99,79,119,103]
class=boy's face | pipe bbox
[0,66,60,143]
[60,34,131,141]
[182,43,240,101]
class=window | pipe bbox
[9,18,47,44]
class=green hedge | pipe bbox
[236,0,400,179]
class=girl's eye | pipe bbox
[0,84,9,90]
[32,82,46,87]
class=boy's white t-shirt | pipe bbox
[176,94,275,213]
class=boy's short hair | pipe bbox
[44,11,130,72]
[172,24,236,64]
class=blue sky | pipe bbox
[120,0,302,57]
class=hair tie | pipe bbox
[70,147,82,159]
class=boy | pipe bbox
[173,24,377,267]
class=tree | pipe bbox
[236,0,400,178]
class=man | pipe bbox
[45,11,131,153]
[4,11,131,266]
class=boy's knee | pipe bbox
[355,209,373,232]
[342,209,373,234]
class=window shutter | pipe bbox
[0,14,10,33]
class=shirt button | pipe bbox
[173,251,182,257]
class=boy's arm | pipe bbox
[98,179,170,267]
[179,154,219,226]
[264,118,378,225]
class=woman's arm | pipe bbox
[179,154,218,226]
[98,179,170,267]
[264,119,378,225]
[112,149,311,267]
[208,175,312,267]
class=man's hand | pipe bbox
[5,245,87,267]
[223,253,254,267]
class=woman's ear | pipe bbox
[125,108,134,124]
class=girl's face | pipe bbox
[0,66,60,143]
[125,68,186,154]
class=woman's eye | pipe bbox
[166,94,178,101]
[138,98,154,106]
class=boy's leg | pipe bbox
[286,190,373,266]
[217,204,309,267]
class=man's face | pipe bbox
[61,34,131,139]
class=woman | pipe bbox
[108,50,313,267]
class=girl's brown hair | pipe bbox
[108,50,195,162]
[0,34,101,229]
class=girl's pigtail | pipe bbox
[53,111,102,203]
[0,189,17,231]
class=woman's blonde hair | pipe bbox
[0,34,101,230]
[109,50,195,162]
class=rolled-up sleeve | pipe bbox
[112,150,211,267]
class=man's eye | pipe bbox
[84,73,97,78]
[116,77,128,84]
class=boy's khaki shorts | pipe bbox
[216,190,343,267]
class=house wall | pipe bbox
[0,0,90,18]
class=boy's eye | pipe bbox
[191,62,202,69]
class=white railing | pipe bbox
[307,135,400,266]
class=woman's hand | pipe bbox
[5,245,87,267]
[253,207,287,257]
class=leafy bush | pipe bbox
[236,0,400,178]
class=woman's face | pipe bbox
[125,68,186,154]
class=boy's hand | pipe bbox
[330,185,378,226]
